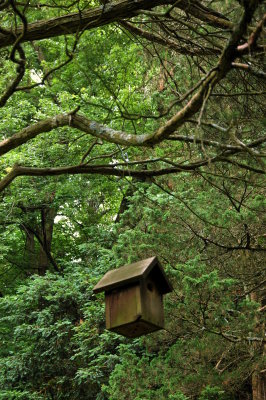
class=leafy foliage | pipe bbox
[0,1,265,399]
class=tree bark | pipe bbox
[20,205,58,275]
[37,207,57,276]
[252,372,266,400]
[251,292,266,400]
[25,228,35,274]
[0,0,231,49]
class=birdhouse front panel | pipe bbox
[105,283,141,330]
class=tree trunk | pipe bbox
[25,228,36,274]
[251,291,266,400]
[252,372,266,400]
[20,205,57,275]
[37,207,57,275]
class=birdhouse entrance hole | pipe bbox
[147,283,153,291]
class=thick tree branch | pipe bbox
[0,0,233,49]
[2,111,265,158]
[0,164,185,193]
[0,112,153,156]
[0,114,76,155]
[0,0,175,49]
[0,150,265,193]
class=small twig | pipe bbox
[0,0,27,107]
[237,13,266,54]
[80,140,100,164]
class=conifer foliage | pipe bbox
[0,1,265,399]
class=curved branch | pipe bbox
[173,0,232,30]
[0,113,75,155]
[232,62,266,79]
[0,112,153,156]
[185,220,266,253]
[1,111,265,159]
[0,0,175,49]
[0,163,188,193]
[237,13,266,55]
[119,21,220,56]
[0,0,27,107]
[0,0,234,50]
[0,150,265,193]
[167,134,266,151]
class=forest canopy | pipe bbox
[0,1,265,399]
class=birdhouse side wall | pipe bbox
[140,278,164,328]
[105,284,142,330]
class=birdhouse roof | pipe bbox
[93,256,172,294]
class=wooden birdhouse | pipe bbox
[93,256,173,338]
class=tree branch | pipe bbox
[1,111,265,159]
[231,62,266,79]
[0,0,27,107]
[237,13,266,55]
[151,0,261,142]
[1,149,265,193]
[167,134,266,151]
[0,0,233,50]
[119,20,220,56]
[0,0,175,49]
